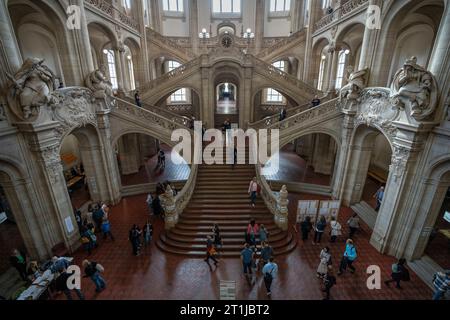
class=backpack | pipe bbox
[264,265,275,282]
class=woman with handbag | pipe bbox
[204,235,219,268]
[317,246,332,278]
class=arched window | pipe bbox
[170,88,187,102]
[270,0,291,12]
[127,55,135,91]
[162,0,184,12]
[272,60,286,72]
[321,0,331,9]
[213,0,241,13]
[105,49,118,89]
[123,0,131,9]
[167,60,181,72]
[317,55,326,90]
[335,49,349,90]
[266,88,283,102]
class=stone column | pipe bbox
[327,47,339,93]
[370,141,422,257]
[254,0,265,52]
[0,0,22,77]
[241,65,253,128]
[150,0,161,32]
[114,46,126,92]
[358,0,381,74]
[200,56,212,127]
[332,113,355,199]
[302,0,322,84]
[96,110,122,204]
[312,134,335,175]
[70,0,95,83]
[136,0,151,84]
[117,134,141,175]
[190,0,199,54]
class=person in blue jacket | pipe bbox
[338,239,357,275]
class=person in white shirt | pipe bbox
[329,216,342,243]
[146,193,153,214]
[262,257,278,296]
[248,177,258,207]
[347,214,360,239]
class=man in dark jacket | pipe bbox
[10,249,27,281]
[55,269,85,300]
[384,258,409,289]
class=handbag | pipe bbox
[95,263,104,273]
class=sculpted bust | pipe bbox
[340,68,369,102]
[6,58,57,120]
[390,56,437,121]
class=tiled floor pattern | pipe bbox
[53,191,432,300]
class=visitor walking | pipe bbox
[373,186,385,211]
[329,216,342,243]
[82,259,106,293]
[279,108,286,121]
[311,95,321,107]
[55,269,85,300]
[152,195,164,219]
[313,215,327,245]
[159,149,166,170]
[74,209,83,235]
[246,219,259,247]
[101,215,115,241]
[259,224,269,244]
[322,266,337,300]
[241,243,254,276]
[317,246,332,278]
[129,224,142,256]
[212,224,223,250]
[134,90,142,107]
[385,258,410,289]
[347,213,360,239]
[143,221,153,249]
[92,204,104,233]
[204,235,219,268]
[432,270,450,300]
[262,257,278,297]
[300,216,313,241]
[146,193,153,215]
[9,249,27,281]
[248,177,259,207]
[338,239,357,275]
[259,241,274,270]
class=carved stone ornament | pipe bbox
[85,66,113,99]
[340,68,369,104]
[355,88,399,141]
[389,146,411,182]
[390,56,438,121]
[6,58,57,121]
[50,88,96,134]
[40,145,63,185]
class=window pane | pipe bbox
[177,0,183,11]
[270,0,276,12]
[163,0,169,11]
[232,0,240,12]
[285,0,291,10]
[213,0,221,12]
[276,0,284,11]
[222,0,232,12]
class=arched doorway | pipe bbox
[216,82,237,114]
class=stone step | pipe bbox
[177,218,275,226]
[179,214,273,221]
[170,228,283,238]
[350,201,377,230]
[166,230,286,244]
[175,224,279,232]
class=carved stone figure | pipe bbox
[85,66,113,99]
[6,58,57,120]
[390,56,437,121]
[340,68,369,102]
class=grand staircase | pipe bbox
[157,147,297,257]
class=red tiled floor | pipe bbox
[55,190,432,300]
[121,144,190,186]
[262,144,331,186]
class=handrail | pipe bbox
[85,0,140,32]
[118,96,191,127]
[174,163,197,218]
[111,97,189,132]
[146,28,196,59]
[136,56,201,92]
[251,55,322,97]
[249,95,330,129]
[314,0,369,33]
[256,29,306,58]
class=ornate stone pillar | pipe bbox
[0,0,22,77]
[302,0,322,84]
[150,0,162,32]
[327,46,339,93]
[275,185,289,231]
[312,134,335,175]
[117,134,140,175]
[136,0,151,83]
[162,185,177,230]
[114,45,126,92]
[370,140,422,257]
[96,111,122,204]
[200,56,212,127]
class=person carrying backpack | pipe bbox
[338,239,357,275]
[385,258,409,289]
[82,259,106,293]
[262,257,278,297]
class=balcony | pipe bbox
[85,0,140,34]
[313,0,369,33]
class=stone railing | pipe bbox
[314,0,369,33]
[171,164,198,228]
[85,0,140,33]
[137,56,201,92]
[257,29,306,58]
[111,97,188,132]
[167,104,192,113]
[251,56,321,97]
[249,95,330,129]
[116,97,191,127]
[266,98,341,131]
[147,28,196,59]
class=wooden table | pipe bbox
[66,175,83,188]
